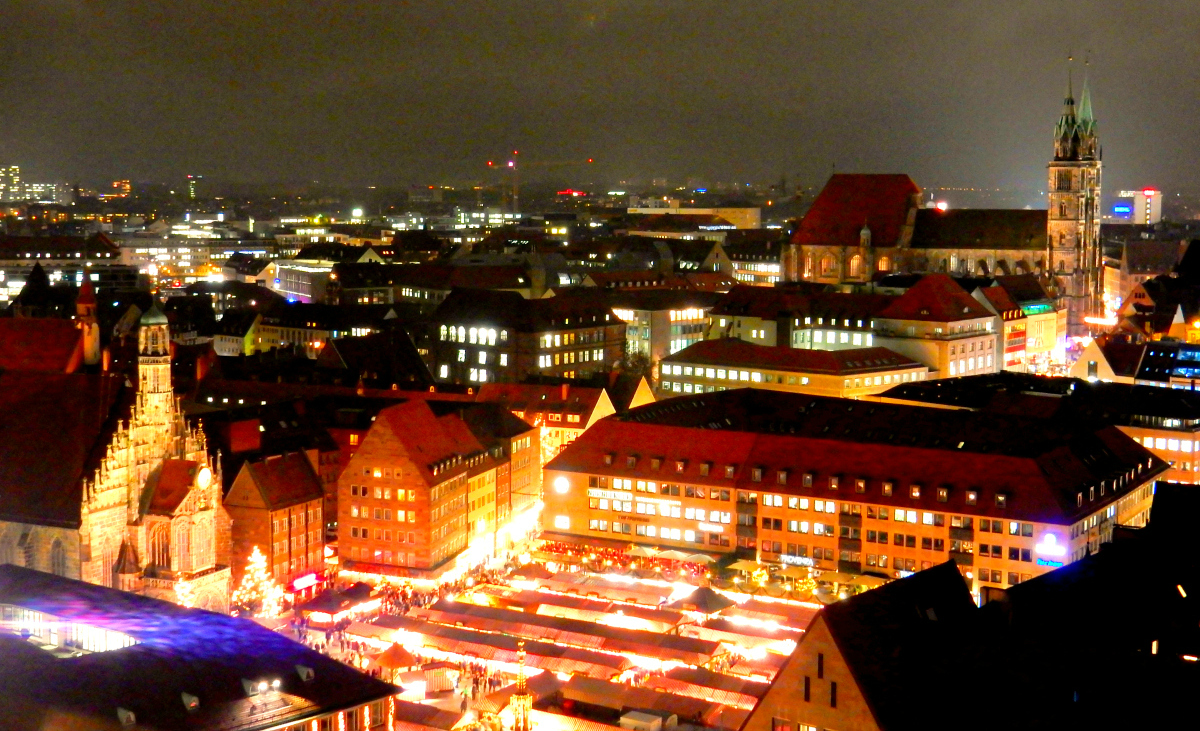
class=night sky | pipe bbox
[1,1,1197,193]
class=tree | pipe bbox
[230,546,285,618]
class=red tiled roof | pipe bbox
[666,339,922,375]
[147,460,200,516]
[0,319,83,373]
[0,373,128,528]
[790,174,921,249]
[545,395,1162,525]
[373,400,486,483]
[979,285,1020,315]
[245,452,324,509]
[876,274,994,322]
[476,383,606,417]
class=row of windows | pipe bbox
[440,326,508,345]
[349,526,419,543]
[351,485,417,500]
[592,464,1012,509]
[348,505,418,522]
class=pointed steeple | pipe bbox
[1078,77,1095,134]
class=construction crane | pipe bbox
[486,151,595,213]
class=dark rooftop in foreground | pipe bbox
[0,565,398,731]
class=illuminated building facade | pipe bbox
[608,289,719,367]
[337,400,539,582]
[544,390,1164,592]
[0,307,232,611]
[224,452,326,588]
[658,339,929,398]
[430,289,624,384]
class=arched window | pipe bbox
[50,540,67,577]
[21,533,35,569]
[876,256,892,272]
[149,524,171,571]
[819,255,836,277]
[804,253,814,279]
[848,254,863,278]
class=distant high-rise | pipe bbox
[1047,70,1102,335]
[0,166,20,202]
[187,174,202,200]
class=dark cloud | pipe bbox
[0,0,1196,193]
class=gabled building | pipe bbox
[742,562,976,731]
[872,274,1001,377]
[0,307,232,611]
[224,452,326,589]
[336,400,537,582]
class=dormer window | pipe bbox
[936,487,949,503]
[777,470,788,485]
[882,481,893,497]
[675,460,687,473]
[725,465,737,479]
[995,494,1008,508]
[751,468,763,482]
[910,484,921,499]
[699,462,711,476]
[828,476,839,491]
[1077,492,1083,507]
[650,458,662,470]
[802,473,814,487]
[604,453,614,466]
[966,490,978,506]
[1089,486,1095,501]
[854,479,866,494]
[626,455,637,469]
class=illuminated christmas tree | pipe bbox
[230,546,285,618]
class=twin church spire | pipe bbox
[1054,61,1099,162]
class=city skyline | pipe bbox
[0,2,1196,193]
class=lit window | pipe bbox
[553,515,570,530]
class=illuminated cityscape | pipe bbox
[0,3,1199,730]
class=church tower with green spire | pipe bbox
[1047,66,1103,336]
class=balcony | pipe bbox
[736,525,758,539]
[948,550,974,567]
[735,502,758,517]
[838,560,863,574]
[838,513,862,529]
[838,537,862,553]
[949,526,975,541]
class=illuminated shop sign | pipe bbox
[1035,533,1067,557]
[780,554,815,567]
[1037,558,1064,568]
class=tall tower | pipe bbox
[137,305,175,428]
[1047,68,1102,336]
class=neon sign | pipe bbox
[780,554,815,567]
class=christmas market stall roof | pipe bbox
[664,586,735,614]
[364,615,631,680]
[412,599,720,667]
[560,675,750,730]
[0,565,401,731]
